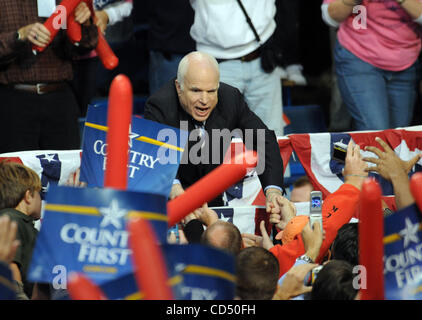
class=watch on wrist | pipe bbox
[15,30,23,42]
[297,254,314,264]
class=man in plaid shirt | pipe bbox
[0,0,98,153]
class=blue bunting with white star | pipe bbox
[384,203,422,300]
[27,185,168,290]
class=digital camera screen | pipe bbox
[311,197,321,208]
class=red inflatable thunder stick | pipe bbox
[104,74,133,190]
[33,0,119,70]
[167,150,258,227]
[410,172,422,213]
[82,0,119,70]
[66,13,82,44]
[128,218,174,300]
[32,0,81,53]
[359,178,385,300]
[67,272,108,300]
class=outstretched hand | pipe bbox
[301,221,324,262]
[189,203,218,227]
[0,215,20,265]
[363,137,420,181]
[343,140,368,190]
[273,263,318,300]
[242,220,274,250]
[65,168,87,187]
[267,192,296,230]
[363,137,417,209]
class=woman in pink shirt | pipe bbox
[321,0,422,130]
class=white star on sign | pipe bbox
[42,154,56,163]
[220,213,231,222]
[99,199,127,229]
[42,183,49,194]
[399,217,420,249]
[128,125,139,148]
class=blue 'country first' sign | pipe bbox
[80,103,188,198]
[384,203,422,300]
[97,244,235,300]
[161,244,236,300]
[28,185,168,286]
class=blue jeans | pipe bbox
[219,58,284,136]
[334,40,417,131]
[148,50,185,95]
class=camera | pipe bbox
[332,141,348,163]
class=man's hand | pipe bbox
[363,137,416,209]
[95,10,109,33]
[0,216,20,265]
[242,220,274,250]
[343,141,368,190]
[65,168,87,187]
[74,2,92,26]
[180,203,215,226]
[167,229,188,245]
[18,23,51,47]
[189,203,218,227]
[273,263,318,300]
[301,221,324,262]
[265,188,284,215]
[267,192,296,230]
[169,183,184,200]
[363,137,418,181]
[170,184,215,227]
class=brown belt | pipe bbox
[217,47,261,63]
[11,82,67,95]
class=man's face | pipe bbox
[290,184,314,203]
[175,61,219,122]
[29,189,42,220]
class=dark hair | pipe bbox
[311,260,358,300]
[0,160,41,210]
[200,221,242,256]
[331,223,359,266]
[293,175,313,189]
[236,247,279,300]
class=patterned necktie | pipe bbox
[194,120,206,149]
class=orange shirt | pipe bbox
[270,183,361,277]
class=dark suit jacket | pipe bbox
[144,80,284,206]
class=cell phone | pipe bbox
[309,191,323,231]
[303,265,323,286]
[332,141,348,163]
[167,224,180,243]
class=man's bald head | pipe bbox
[201,221,242,256]
[177,51,220,90]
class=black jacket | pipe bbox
[144,80,284,206]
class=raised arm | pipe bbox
[363,137,420,209]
